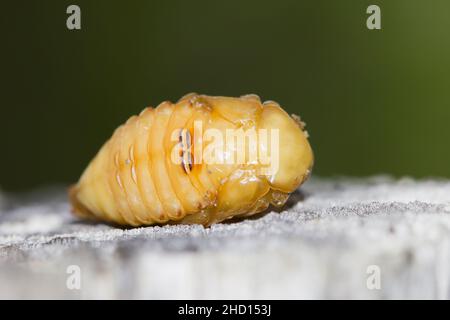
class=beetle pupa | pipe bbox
[69,94,313,226]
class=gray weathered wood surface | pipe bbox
[1,176,449,299]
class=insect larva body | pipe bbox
[69,94,314,226]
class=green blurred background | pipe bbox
[2,0,450,191]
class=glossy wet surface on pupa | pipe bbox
[69,94,313,226]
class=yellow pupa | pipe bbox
[69,94,313,226]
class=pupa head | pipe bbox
[256,100,313,194]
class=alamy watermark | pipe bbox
[366,5,381,30]
[66,265,81,290]
[366,265,381,290]
[169,121,280,176]
[65,5,381,31]
[66,5,81,30]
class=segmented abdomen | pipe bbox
[71,98,216,226]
